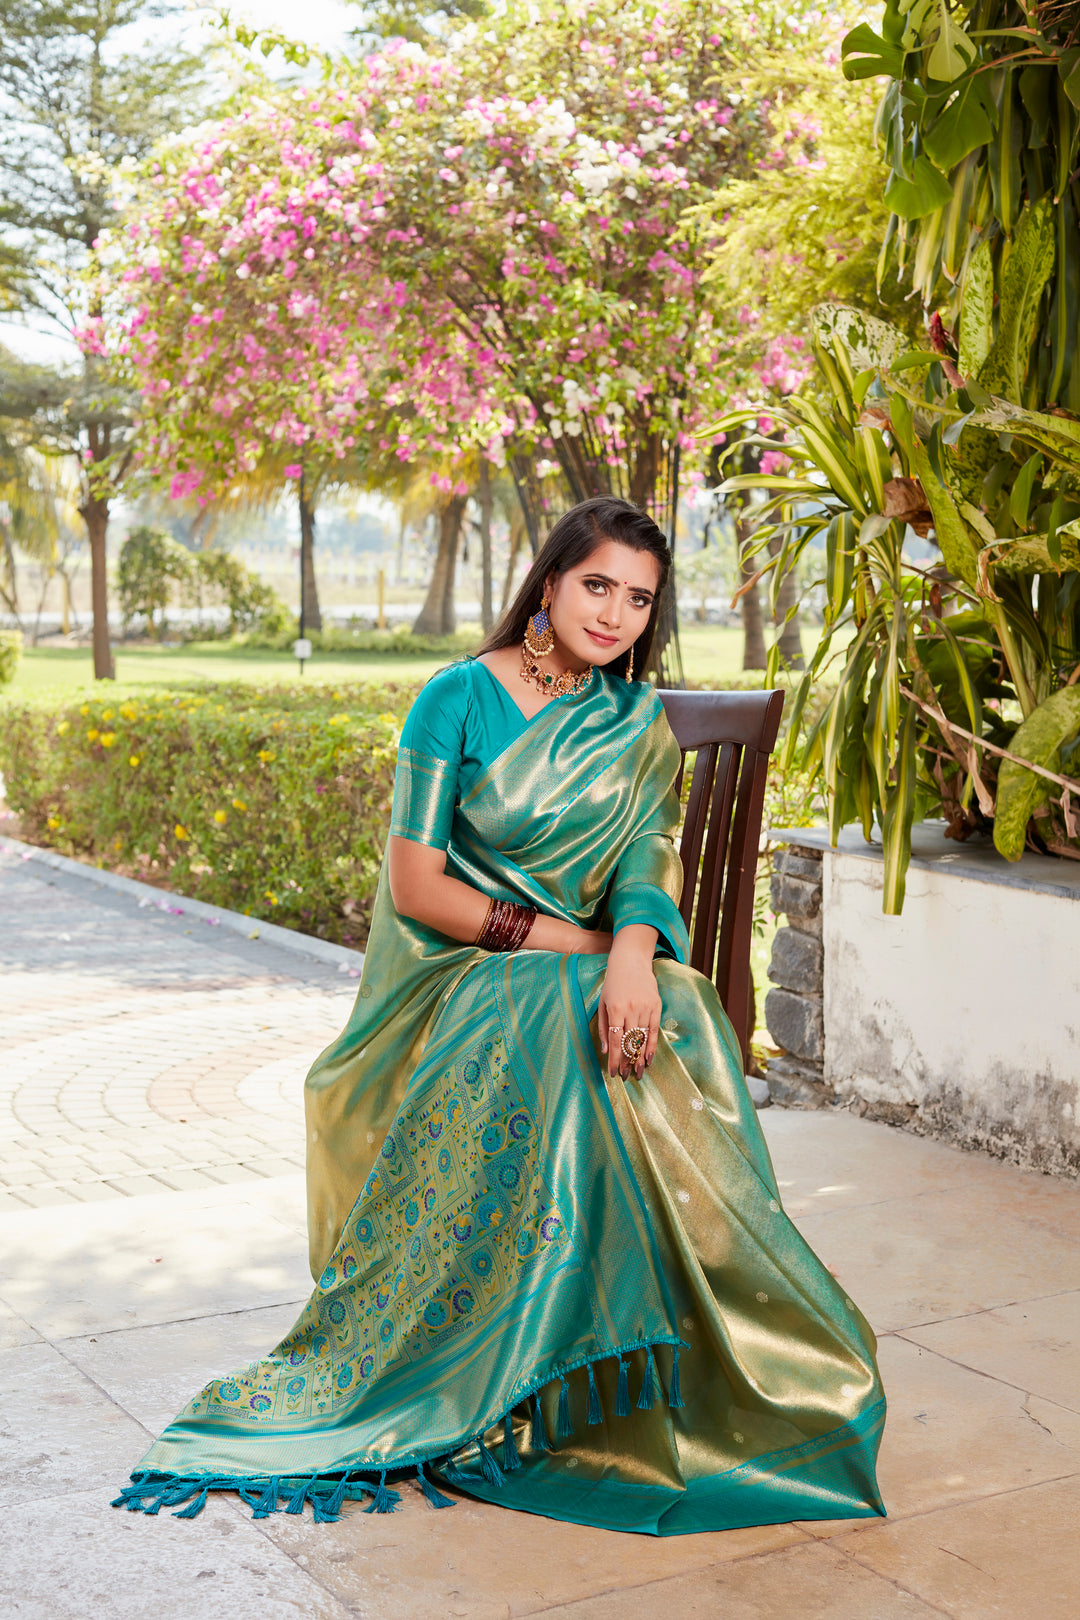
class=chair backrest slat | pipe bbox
[689,741,738,978]
[677,744,715,933]
[658,688,785,1063]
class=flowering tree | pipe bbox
[100,0,834,665]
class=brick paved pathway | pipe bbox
[0,846,359,1212]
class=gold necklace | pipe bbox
[519,645,594,698]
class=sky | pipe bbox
[202,0,358,55]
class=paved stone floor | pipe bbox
[2,845,1080,1617]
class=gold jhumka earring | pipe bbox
[523,597,555,658]
[626,643,634,682]
[519,596,593,698]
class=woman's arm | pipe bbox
[387,836,612,955]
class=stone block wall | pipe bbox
[764,845,833,1108]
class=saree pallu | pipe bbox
[115,669,886,1533]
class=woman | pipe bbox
[115,497,885,1535]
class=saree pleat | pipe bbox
[115,667,885,1534]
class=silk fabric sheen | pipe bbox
[126,664,885,1534]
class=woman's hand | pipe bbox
[598,925,661,1079]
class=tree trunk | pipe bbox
[769,534,804,669]
[299,475,322,633]
[500,508,526,616]
[737,516,767,671]
[478,461,494,634]
[83,496,115,680]
[412,494,466,635]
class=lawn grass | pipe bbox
[3,622,772,703]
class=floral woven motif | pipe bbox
[188,1032,568,1427]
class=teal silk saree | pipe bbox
[115,662,886,1533]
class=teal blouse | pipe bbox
[390,658,686,956]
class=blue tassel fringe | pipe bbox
[668,1345,685,1409]
[502,1412,522,1472]
[111,1335,686,1523]
[475,1432,505,1487]
[586,1363,602,1426]
[637,1344,656,1411]
[531,1390,551,1452]
[615,1355,631,1416]
[418,1462,456,1509]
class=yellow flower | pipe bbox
[47,815,61,830]
[232,798,247,811]
[174,824,189,841]
[80,703,90,716]
[213,809,227,824]
[128,755,140,768]
[119,702,138,721]
[55,720,70,736]
[264,891,279,906]
[100,732,116,748]
[113,836,122,851]
[380,711,399,726]
[102,708,114,721]
[258,748,275,763]
[87,728,99,743]
[328,713,350,726]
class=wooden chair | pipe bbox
[657,688,785,1064]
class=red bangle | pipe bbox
[476,898,537,952]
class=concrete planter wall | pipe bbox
[764,824,1080,1177]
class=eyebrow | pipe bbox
[583,571,656,600]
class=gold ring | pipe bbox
[621,1027,647,1061]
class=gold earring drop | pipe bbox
[626,643,634,682]
[524,595,555,658]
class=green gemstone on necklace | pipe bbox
[544,674,553,684]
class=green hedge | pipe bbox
[0,629,22,689]
[0,678,425,944]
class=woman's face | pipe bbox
[545,539,661,671]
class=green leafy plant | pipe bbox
[191,550,291,638]
[0,628,22,688]
[116,526,194,637]
[712,294,1080,910]
[709,2,1080,912]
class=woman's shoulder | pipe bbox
[400,660,475,755]
[411,659,478,709]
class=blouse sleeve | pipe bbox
[389,665,468,851]
[604,715,690,962]
[607,783,690,963]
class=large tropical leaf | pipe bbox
[881,698,919,913]
[907,435,980,585]
[985,529,1080,574]
[957,238,994,379]
[925,5,977,85]
[810,304,908,374]
[924,74,995,169]
[842,21,906,82]
[993,686,1080,860]
[884,155,954,220]
[978,198,1056,402]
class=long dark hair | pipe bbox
[479,496,671,681]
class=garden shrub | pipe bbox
[117,526,194,636]
[242,623,481,656]
[0,629,22,688]
[190,551,291,638]
[0,677,425,944]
